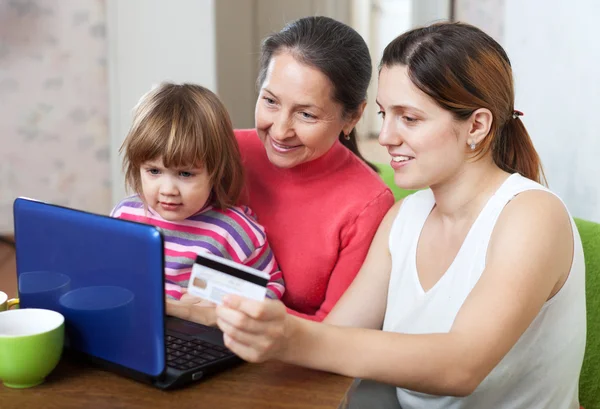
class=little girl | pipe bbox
[111,82,284,302]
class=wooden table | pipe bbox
[0,244,353,409]
[0,358,352,409]
[0,241,17,300]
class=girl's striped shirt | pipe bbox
[111,195,284,301]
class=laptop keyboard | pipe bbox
[166,334,234,371]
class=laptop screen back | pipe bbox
[13,198,166,377]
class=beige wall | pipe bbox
[215,0,350,129]
[0,0,351,234]
[504,0,600,222]
[0,0,110,233]
[2,1,512,234]
[215,0,257,129]
[455,0,504,42]
[106,0,217,207]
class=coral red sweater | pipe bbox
[236,129,394,321]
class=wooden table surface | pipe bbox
[0,358,352,409]
[0,240,17,300]
[0,242,353,409]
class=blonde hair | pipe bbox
[120,82,244,209]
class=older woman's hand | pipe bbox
[216,295,291,363]
[166,289,217,326]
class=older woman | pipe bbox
[169,17,394,322]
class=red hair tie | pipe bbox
[512,110,524,119]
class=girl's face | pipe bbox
[140,157,212,221]
[376,64,472,190]
[255,52,355,169]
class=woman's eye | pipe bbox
[377,110,385,118]
[263,97,276,105]
[179,171,193,178]
[403,116,417,123]
[148,168,160,175]
[300,112,315,120]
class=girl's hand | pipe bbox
[216,295,291,363]
[166,289,218,326]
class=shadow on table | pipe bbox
[339,379,402,409]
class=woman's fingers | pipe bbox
[216,298,289,362]
[216,304,267,335]
[223,295,285,321]
[217,318,276,358]
[216,313,284,345]
[222,333,268,363]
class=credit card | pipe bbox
[187,252,269,305]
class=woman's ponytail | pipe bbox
[493,116,546,185]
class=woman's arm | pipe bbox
[216,190,574,396]
[287,190,395,322]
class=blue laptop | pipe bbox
[13,197,242,389]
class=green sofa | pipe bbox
[376,164,600,409]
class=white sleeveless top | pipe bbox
[382,174,586,409]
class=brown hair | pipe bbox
[120,82,244,209]
[380,22,546,184]
[257,16,378,172]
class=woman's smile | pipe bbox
[269,137,303,153]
